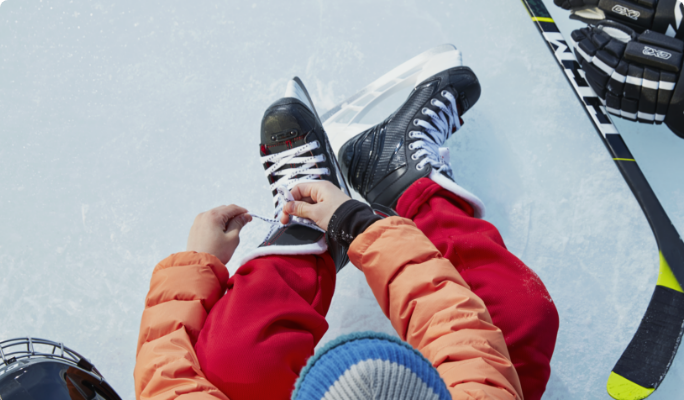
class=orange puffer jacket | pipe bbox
[135,217,523,400]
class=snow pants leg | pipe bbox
[194,253,336,400]
[396,178,560,400]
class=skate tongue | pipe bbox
[435,147,456,181]
[262,132,307,152]
[438,147,450,165]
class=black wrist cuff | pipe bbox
[327,200,382,248]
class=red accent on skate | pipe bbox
[262,135,307,149]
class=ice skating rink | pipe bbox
[1,1,683,398]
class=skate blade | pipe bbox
[322,44,463,155]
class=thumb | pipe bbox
[282,200,314,223]
[226,213,252,233]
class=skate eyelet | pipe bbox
[422,108,429,115]
[431,99,439,106]
[408,143,414,150]
[413,119,420,126]
[441,90,448,97]
[416,164,424,170]
[411,154,418,160]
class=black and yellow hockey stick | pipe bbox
[519,1,684,399]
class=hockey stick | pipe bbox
[519,1,684,399]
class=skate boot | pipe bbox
[338,67,485,218]
[240,77,351,272]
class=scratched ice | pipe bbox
[0,1,683,398]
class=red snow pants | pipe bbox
[195,178,559,400]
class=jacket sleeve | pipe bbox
[134,251,231,400]
[348,217,524,400]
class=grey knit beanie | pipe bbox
[291,331,450,400]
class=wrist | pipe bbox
[327,200,382,248]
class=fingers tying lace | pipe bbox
[251,143,328,243]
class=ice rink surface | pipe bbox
[1,0,683,398]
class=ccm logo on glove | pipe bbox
[643,46,674,60]
[613,5,641,21]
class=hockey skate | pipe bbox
[240,77,351,271]
[325,46,485,217]
[323,45,466,154]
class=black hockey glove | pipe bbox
[555,0,684,38]
[572,21,684,137]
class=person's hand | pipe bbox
[280,181,351,231]
[187,205,252,264]
[555,0,684,37]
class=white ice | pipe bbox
[1,1,683,399]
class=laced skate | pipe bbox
[334,61,486,217]
[261,141,329,219]
[240,77,350,271]
[322,44,466,155]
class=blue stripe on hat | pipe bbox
[292,331,450,400]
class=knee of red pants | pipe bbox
[512,297,559,400]
[463,264,559,400]
[397,178,560,400]
[198,324,321,400]
[195,254,336,400]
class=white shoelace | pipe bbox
[251,141,328,240]
[261,140,330,218]
[407,90,462,179]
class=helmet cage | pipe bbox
[0,337,121,400]
[0,337,98,376]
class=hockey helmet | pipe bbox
[0,337,121,400]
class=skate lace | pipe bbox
[408,90,461,179]
[251,186,325,240]
[261,140,330,218]
[250,141,327,240]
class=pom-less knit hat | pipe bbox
[291,331,450,400]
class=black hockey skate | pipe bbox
[338,66,484,217]
[241,77,351,272]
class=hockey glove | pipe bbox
[555,0,684,38]
[572,21,684,137]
